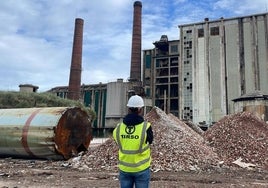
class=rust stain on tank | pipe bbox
[54,108,92,159]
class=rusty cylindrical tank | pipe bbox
[0,107,92,160]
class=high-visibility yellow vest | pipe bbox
[113,121,151,173]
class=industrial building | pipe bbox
[19,84,39,93]
[49,83,107,130]
[49,79,129,132]
[50,7,268,130]
[178,12,268,126]
[143,35,180,116]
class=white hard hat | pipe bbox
[127,95,144,108]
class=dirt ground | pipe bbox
[0,158,268,188]
[1,110,268,187]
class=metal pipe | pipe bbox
[0,107,92,160]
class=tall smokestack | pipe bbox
[67,18,84,100]
[130,1,142,82]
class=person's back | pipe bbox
[113,95,153,188]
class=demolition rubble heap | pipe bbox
[70,107,268,172]
[146,107,220,171]
[204,111,268,169]
[71,107,221,172]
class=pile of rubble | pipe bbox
[70,107,221,172]
[69,108,268,172]
[145,107,220,172]
[204,111,268,169]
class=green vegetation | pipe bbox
[0,91,96,120]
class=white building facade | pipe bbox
[179,13,268,125]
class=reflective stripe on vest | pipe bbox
[119,157,151,168]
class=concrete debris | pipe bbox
[146,107,220,172]
[69,108,268,172]
[70,138,118,172]
[183,120,204,135]
[204,111,268,169]
[232,157,256,169]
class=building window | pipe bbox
[145,55,151,68]
[170,45,178,53]
[186,30,192,33]
[146,88,150,96]
[210,26,219,36]
[184,60,189,64]
[198,28,204,37]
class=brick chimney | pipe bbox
[67,18,84,100]
[130,1,142,82]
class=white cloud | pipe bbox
[0,0,267,92]
[213,0,268,15]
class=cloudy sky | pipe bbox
[0,0,267,92]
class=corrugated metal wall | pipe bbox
[93,90,106,129]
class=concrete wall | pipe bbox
[179,13,268,126]
[193,33,210,124]
[225,21,241,114]
[234,100,268,122]
[105,79,129,128]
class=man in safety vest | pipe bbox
[113,95,153,188]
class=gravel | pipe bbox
[203,111,268,169]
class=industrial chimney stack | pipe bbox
[130,1,142,82]
[67,18,84,100]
